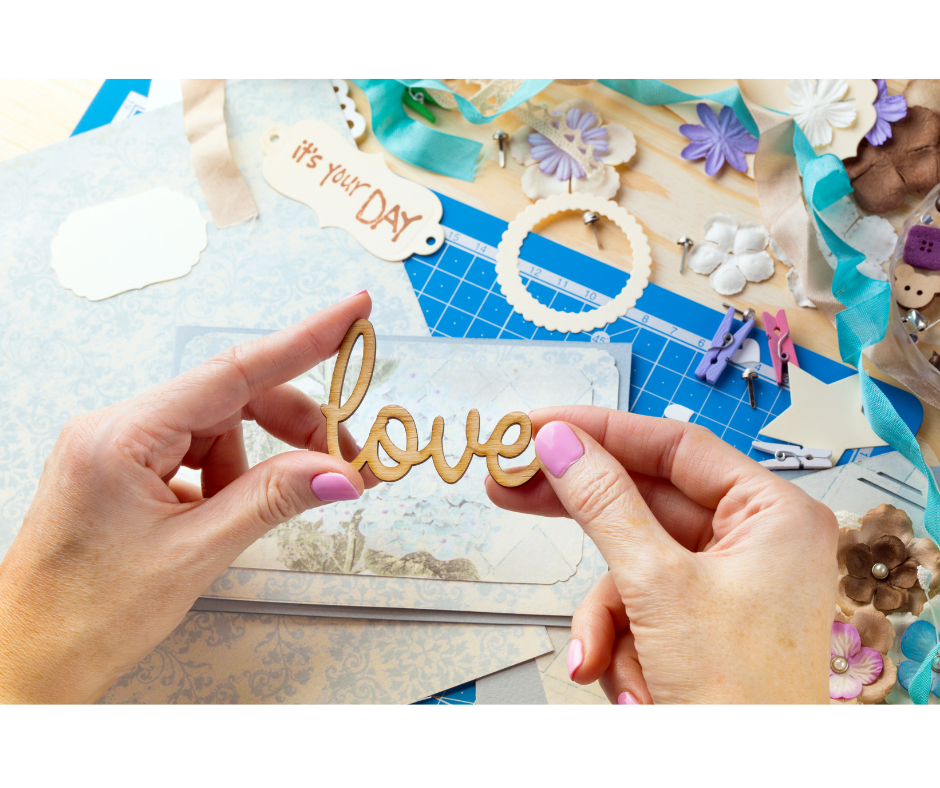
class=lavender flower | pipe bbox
[528,108,609,181]
[865,79,908,146]
[679,103,758,177]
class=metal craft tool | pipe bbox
[741,368,758,409]
[694,305,755,384]
[751,441,832,471]
[492,130,509,168]
[762,309,799,386]
[676,236,693,274]
[583,211,601,249]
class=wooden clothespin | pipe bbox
[751,440,832,471]
[695,305,755,384]
[762,309,799,386]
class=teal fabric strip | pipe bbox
[354,79,481,181]
[908,642,940,704]
[598,79,759,137]
[352,79,552,182]
[395,79,553,125]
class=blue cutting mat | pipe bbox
[404,192,923,467]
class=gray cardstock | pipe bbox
[189,597,574,627]
[792,451,940,538]
[475,659,548,705]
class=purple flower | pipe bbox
[829,621,884,700]
[679,103,758,177]
[528,108,609,181]
[865,79,908,147]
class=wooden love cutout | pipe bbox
[261,119,445,262]
[322,320,542,488]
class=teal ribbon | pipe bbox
[597,79,759,137]
[352,79,552,181]
[603,78,940,704]
[908,642,940,703]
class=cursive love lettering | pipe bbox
[321,319,541,488]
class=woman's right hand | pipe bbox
[487,407,839,704]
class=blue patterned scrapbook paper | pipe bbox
[0,79,428,554]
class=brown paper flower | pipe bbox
[831,607,897,704]
[836,503,940,615]
[843,106,940,214]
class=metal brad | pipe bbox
[762,309,799,386]
[694,305,755,385]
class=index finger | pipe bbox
[155,292,371,433]
[526,406,774,510]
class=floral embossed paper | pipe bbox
[178,331,619,585]
[99,611,551,704]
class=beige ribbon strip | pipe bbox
[181,79,258,229]
[744,92,940,410]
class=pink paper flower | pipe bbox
[829,621,884,700]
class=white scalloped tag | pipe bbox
[261,120,445,262]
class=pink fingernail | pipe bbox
[535,422,584,478]
[311,473,361,501]
[567,638,584,680]
[340,289,368,302]
[618,692,639,705]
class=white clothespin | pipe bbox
[751,440,832,471]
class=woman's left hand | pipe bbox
[0,293,375,703]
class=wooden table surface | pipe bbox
[3,78,936,463]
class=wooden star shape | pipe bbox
[761,366,886,464]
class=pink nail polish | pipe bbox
[618,691,639,705]
[340,289,368,302]
[311,473,360,501]
[567,638,584,680]
[535,422,584,478]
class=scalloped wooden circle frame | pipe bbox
[495,193,652,333]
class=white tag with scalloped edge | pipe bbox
[261,120,445,262]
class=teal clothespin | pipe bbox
[403,88,436,124]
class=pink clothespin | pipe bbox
[695,304,755,385]
[762,309,799,386]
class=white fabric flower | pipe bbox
[785,79,857,148]
[509,98,636,201]
[687,214,776,296]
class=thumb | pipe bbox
[533,421,689,599]
[190,449,364,558]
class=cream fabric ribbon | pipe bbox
[744,94,940,411]
[180,80,258,229]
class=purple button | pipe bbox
[904,225,940,270]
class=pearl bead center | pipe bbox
[932,656,940,673]
[871,562,889,580]
[831,656,849,674]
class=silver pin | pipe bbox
[493,130,509,168]
[677,236,693,274]
[923,213,934,225]
[741,368,758,409]
[722,302,757,324]
[583,211,601,249]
